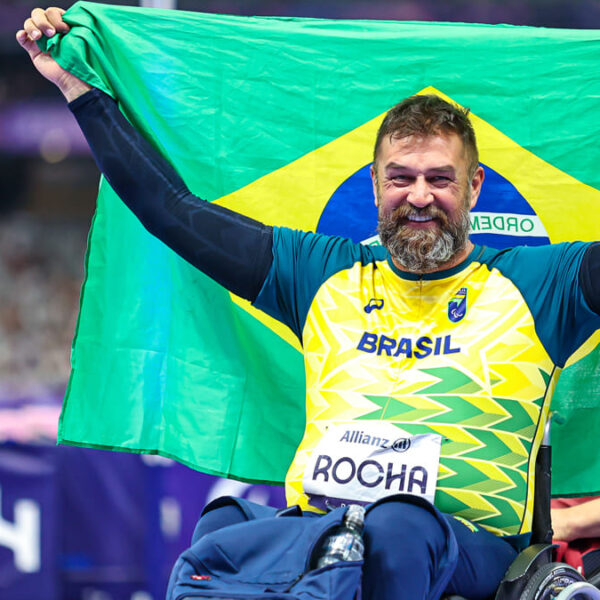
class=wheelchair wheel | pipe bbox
[521,562,585,599]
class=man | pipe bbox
[18,7,600,600]
[551,496,600,578]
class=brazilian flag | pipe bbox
[45,2,600,496]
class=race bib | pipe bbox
[302,422,442,511]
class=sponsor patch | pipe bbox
[364,298,384,313]
[303,421,441,510]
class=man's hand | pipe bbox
[552,498,600,542]
[17,7,91,102]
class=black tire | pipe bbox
[587,570,600,590]
[521,562,585,600]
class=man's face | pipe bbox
[371,132,484,273]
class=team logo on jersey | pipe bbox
[364,298,384,313]
[448,287,468,323]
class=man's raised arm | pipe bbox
[17,7,91,101]
[17,7,274,302]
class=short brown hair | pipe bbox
[373,95,479,177]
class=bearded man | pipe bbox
[18,8,600,600]
[373,95,481,274]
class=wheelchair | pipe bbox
[173,416,600,600]
[445,418,600,600]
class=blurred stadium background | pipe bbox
[1,1,599,599]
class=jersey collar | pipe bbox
[386,244,486,281]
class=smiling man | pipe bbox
[18,7,600,600]
[373,96,484,273]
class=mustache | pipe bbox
[388,204,449,227]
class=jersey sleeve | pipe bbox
[68,88,273,302]
[253,227,374,341]
[483,242,600,367]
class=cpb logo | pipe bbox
[448,287,468,323]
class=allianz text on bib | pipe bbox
[302,421,442,510]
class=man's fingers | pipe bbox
[21,7,68,52]
[30,6,69,39]
[23,18,43,41]
[16,29,40,57]
[31,8,54,36]
[16,29,27,44]
[16,29,39,53]
[47,7,70,34]
[16,29,30,48]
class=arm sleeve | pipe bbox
[254,227,376,340]
[68,88,273,302]
[579,242,600,315]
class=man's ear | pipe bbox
[370,164,379,208]
[469,166,485,210]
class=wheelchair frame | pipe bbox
[445,418,600,600]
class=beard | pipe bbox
[377,196,471,273]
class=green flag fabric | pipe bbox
[47,2,600,495]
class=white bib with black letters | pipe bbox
[302,421,442,510]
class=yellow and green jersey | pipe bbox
[255,230,600,537]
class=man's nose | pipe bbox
[407,177,434,208]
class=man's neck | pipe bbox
[391,240,475,275]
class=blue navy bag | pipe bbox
[166,499,362,600]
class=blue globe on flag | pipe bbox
[317,164,551,249]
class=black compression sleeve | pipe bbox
[580,243,600,315]
[68,88,273,302]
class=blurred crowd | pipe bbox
[0,212,87,402]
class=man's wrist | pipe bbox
[59,77,92,102]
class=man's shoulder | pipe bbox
[255,229,389,340]
[474,241,593,318]
[273,226,388,267]
[472,241,598,368]
[478,241,591,272]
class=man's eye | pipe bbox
[430,176,451,186]
[391,175,410,183]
